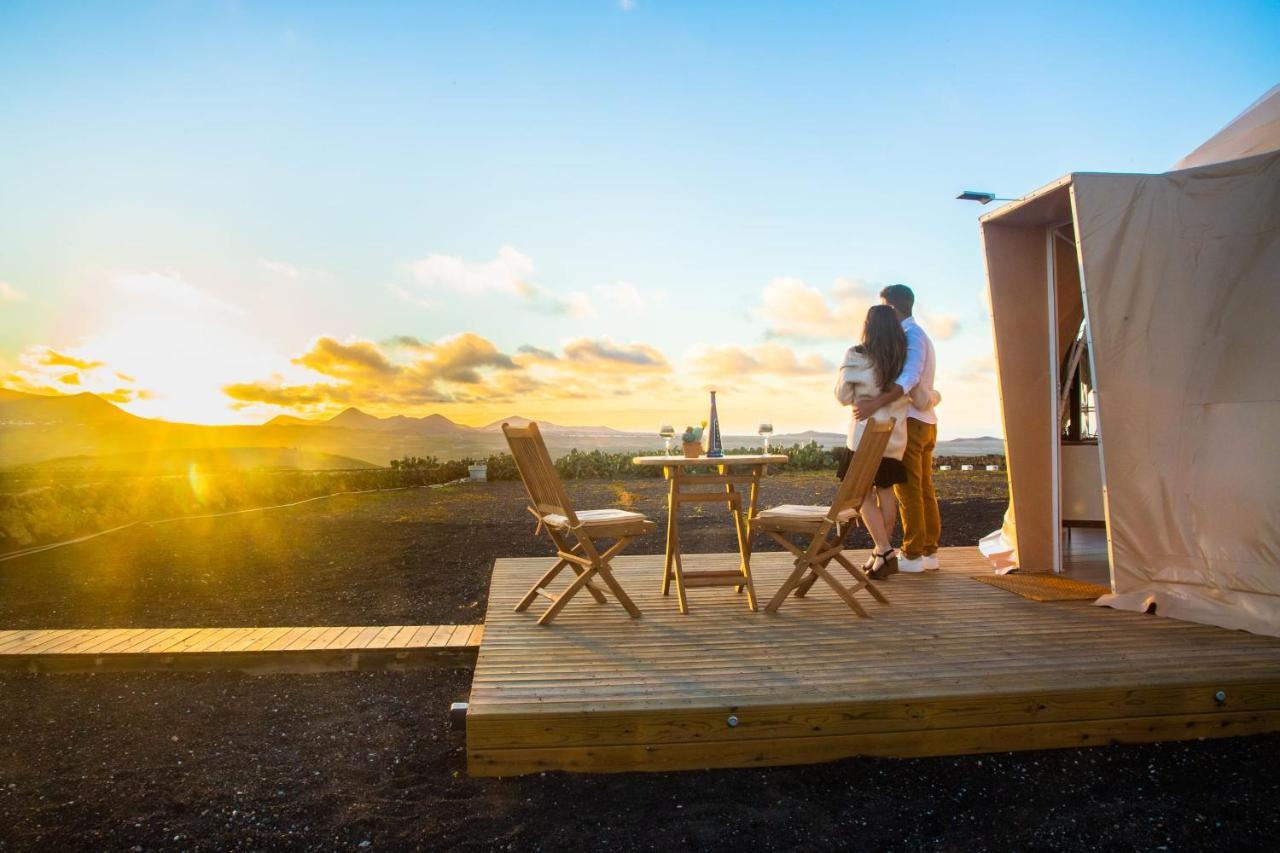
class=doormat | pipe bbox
[971,573,1109,602]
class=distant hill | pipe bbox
[936,436,1005,457]
[265,414,320,427]
[0,389,144,426]
[481,415,625,435]
[18,447,378,475]
[0,388,1005,468]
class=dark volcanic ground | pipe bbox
[2,471,1276,851]
[0,471,1005,629]
[0,669,1276,852]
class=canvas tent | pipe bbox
[977,88,1280,637]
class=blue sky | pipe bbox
[1,1,1276,436]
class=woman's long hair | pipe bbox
[858,305,908,392]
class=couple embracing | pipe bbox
[835,284,941,580]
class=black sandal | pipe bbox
[867,550,899,580]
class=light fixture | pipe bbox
[956,190,1016,205]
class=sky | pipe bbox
[1,1,1276,438]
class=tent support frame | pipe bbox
[1045,224,1065,574]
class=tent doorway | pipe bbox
[1048,221,1109,583]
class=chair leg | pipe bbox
[518,535,605,612]
[833,551,889,604]
[812,562,870,617]
[795,536,837,597]
[551,530,608,604]
[516,555,573,612]
[581,535,641,619]
[536,567,599,626]
[765,556,812,613]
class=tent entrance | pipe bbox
[1048,220,1109,582]
[979,184,1113,583]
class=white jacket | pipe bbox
[835,346,909,460]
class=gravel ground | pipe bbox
[0,670,1276,852]
[3,471,1273,850]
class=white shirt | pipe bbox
[895,316,937,425]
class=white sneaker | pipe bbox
[923,554,939,571]
[898,555,926,573]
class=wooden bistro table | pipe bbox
[631,453,788,614]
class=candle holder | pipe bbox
[758,422,774,453]
[659,424,675,456]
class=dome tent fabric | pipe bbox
[978,140,1280,636]
[1173,84,1280,170]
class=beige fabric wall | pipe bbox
[1073,151,1280,636]
[980,222,1056,572]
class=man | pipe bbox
[852,284,940,572]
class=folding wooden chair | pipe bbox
[503,422,654,626]
[751,418,896,616]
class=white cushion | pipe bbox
[756,504,856,522]
[543,508,647,529]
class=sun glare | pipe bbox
[73,281,284,425]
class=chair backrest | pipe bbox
[829,417,896,521]
[502,421,578,524]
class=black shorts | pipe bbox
[873,457,908,489]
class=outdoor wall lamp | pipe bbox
[956,190,1016,204]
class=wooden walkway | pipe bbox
[468,547,1280,776]
[0,624,482,674]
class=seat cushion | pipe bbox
[756,504,856,523]
[543,508,648,529]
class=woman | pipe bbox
[835,304,911,579]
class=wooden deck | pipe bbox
[0,624,482,674]
[468,547,1280,776]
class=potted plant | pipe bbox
[681,422,706,458]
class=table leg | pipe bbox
[720,464,747,596]
[661,469,677,596]
[738,466,761,610]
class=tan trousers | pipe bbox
[893,418,940,559]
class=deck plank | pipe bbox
[0,623,481,674]
[467,547,1280,775]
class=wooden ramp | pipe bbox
[468,548,1280,776]
[0,624,482,674]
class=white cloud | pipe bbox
[0,282,29,303]
[388,283,436,309]
[594,280,657,312]
[920,311,960,341]
[113,271,245,315]
[757,276,959,341]
[686,342,834,377]
[618,0,636,10]
[402,246,594,317]
[259,259,301,279]
[757,276,877,340]
[408,245,534,296]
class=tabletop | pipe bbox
[631,453,789,467]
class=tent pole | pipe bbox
[1045,227,1063,575]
